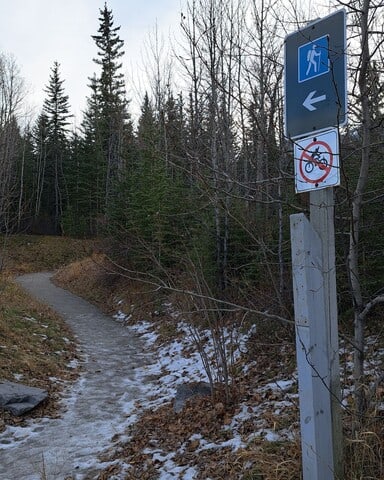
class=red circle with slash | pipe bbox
[299,139,333,184]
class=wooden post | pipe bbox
[290,213,334,480]
[310,188,343,479]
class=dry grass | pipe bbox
[0,234,91,431]
[344,403,384,479]
[0,273,79,431]
[0,277,76,381]
[0,234,93,274]
[53,254,115,310]
[53,253,163,321]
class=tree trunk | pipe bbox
[348,0,371,419]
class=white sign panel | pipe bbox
[294,129,340,193]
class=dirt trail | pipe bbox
[0,272,152,480]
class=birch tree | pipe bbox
[181,0,241,291]
[0,54,25,233]
[345,0,384,418]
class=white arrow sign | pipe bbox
[303,90,327,111]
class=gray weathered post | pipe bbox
[284,10,345,478]
[310,188,343,479]
[290,213,334,480]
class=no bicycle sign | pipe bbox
[294,129,340,193]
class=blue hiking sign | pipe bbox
[298,35,329,83]
[284,10,347,139]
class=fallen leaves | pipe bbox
[94,356,302,479]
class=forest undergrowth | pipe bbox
[54,245,384,479]
[1,235,383,479]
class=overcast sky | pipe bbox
[0,0,183,125]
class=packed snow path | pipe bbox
[0,272,152,480]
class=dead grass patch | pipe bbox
[0,273,79,431]
[53,253,164,322]
[53,254,115,311]
[344,405,384,479]
[0,234,91,431]
[1,234,93,274]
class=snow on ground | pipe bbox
[1,296,383,479]
[109,306,384,479]
[104,311,300,478]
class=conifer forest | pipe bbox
[1,0,383,448]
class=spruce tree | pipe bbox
[41,61,72,233]
[111,92,188,268]
[91,3,130,210]
[74,75,106,235]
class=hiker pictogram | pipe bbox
[306,45,322,76]
[298,35,329,83]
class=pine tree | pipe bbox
[91,3,130,209]
[41,61,72,233]
[70,75,106,235]
[110,92,189,268]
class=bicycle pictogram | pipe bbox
[294,129,340,193]
[303,146,328,174]
[299,139,333,184]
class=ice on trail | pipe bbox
[0,272,310,479]
[0,274,220,479]
[0,273,154,480]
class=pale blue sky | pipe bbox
[0,0,183,124]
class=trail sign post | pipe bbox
[290,213,334,479]
[286,9,346,480]
[284,9,347,139]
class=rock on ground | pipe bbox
[0,272,152,480]
[0,381,48,416]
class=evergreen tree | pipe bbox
[15,125,37,230]
[31,113,49,223]
[61,131,89,236]
[161,92,187,177]
[91,3,130,210]
[110,92,188,268]
[66,75,106,236]
[136,92,160,160]
[41,61,72,233]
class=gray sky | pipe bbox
[0,0,182,124]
